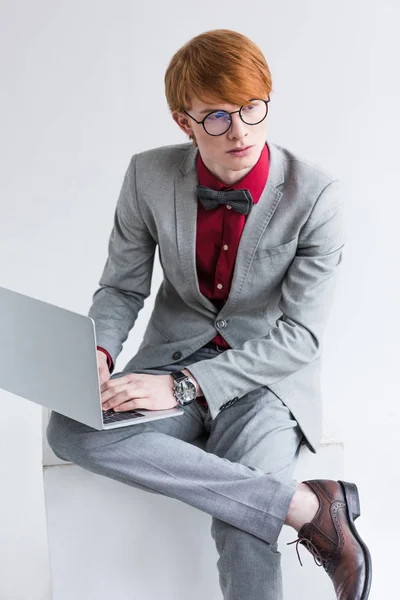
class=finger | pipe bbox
[99,368,110,386]
[111,398,141,412]
[102,379,150,403]
[100,374,132,393]
[101,383,135,405]
[102,386,145,410]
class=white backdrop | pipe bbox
[0,1,398,598]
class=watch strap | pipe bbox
[171,370,188,384]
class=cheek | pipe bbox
[196,135,223,158]
[257,120,268,138]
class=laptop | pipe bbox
[0,285,184,429]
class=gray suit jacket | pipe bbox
[88,141,345,453]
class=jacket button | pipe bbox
[172,351,182,360]
[216,319,227,329]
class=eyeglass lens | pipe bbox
[204,100,268,135]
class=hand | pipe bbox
[101,373,178,412]
[96,350,111,386]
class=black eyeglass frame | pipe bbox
[183,98,270,137]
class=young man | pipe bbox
[47,29,371,599]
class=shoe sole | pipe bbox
[338,480,373,600]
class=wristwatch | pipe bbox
[170,370,197,406]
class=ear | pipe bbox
[172,111,193,136]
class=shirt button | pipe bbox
[226,205,232,210]
[223,244,228,251]
[216,283,223,290]
[216,319,227,329]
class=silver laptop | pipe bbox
[0,285,184,429]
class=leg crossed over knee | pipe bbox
[46,411,98,464]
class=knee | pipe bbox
[46,411,92,463]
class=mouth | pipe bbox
[227,145,253,156]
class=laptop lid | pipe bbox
[0,285,103,429]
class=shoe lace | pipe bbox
[287,537,326,568]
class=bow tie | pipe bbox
[197,185,254,216]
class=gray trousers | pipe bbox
[46,346,303,600]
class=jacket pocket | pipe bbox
[141,319,171,346]
[253,237,297,259]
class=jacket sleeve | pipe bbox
[88,154,156,367]
[186,179,346,419]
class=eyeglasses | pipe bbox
[183,98,270,137]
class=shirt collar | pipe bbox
[196,142,270,204]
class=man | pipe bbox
[47,29,372,599]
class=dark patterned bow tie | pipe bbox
[197,185,254,215]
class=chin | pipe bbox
[227,156,256,168]
[229,161,254,171]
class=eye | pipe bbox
[242,104,255,112]
[207,111,229,121]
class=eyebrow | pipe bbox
[198,100,255,115]
[199,107,225,115]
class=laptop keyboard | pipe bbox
[102,409,144,424]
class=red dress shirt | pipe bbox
[98,143,270,372]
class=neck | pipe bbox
[201,160,253,186]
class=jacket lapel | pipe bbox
[175,146,218,314]
[174,142,285,316]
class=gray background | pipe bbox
[0,1,397,597]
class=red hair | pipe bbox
[164,29,273,145]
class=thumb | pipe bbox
[99,365,111,386]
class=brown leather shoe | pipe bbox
[288,480,372,599]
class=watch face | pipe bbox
[174,379,196,403]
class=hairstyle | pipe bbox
[164,29,273,146]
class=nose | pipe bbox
[227,112,248,141]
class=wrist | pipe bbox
[181,368,203,398]
[96,350,108,364]
[97,346,112,369]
